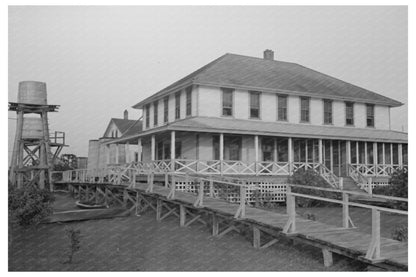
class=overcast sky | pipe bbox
[8,6,408,158]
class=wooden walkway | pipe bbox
[61,180,408,271]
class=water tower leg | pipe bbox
[10,111,24,186]
[39,142,46,189]
[17,142,24,188]
[41,111,53,187]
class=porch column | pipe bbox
[106,144,110,165]
[151,135,155,161]
[288,137,293,174]
[398,144,403,168]
[346,141,351,164]
[137,138,142,162]
[125,142,130,163]
[382,143,385,165]
[373,142,378,176]
[330,140,333,171]
[364,142,368,165]
[318,139,323,164]
[115,144,120,164]
[254,135,259,162]
[220,133,224,175]
[171,131,176,171]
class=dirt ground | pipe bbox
[9,192,405,271]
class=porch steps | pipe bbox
[342,177,366,193]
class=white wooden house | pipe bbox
[87,110,142,169]
[100,50,407,190]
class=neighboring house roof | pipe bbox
[103,118,142,137]
[133,53,402,108]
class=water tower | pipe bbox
[9,81,66,189]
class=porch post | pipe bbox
[116,143,120,164]
[171,131,176,172]
[382,143,385,165]
[151,135,155,161]
[106,144,110,165]
[364,142,368,165]
[373,142,378,176]
[330,140,333,172]
[398,144,403,168]
[137,138,142,162]
[318,139,323,164]
[125,142,130,163]
[254,135,259,175]
[273,138,278,162]
[219,133,224,175]
[356,141,359,164]
[346,141,351,164]
[288,137,293,174]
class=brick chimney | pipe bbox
[124,109,128,120]
[263,49,274,61]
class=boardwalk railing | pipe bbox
[282,184,408,262]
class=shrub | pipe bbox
[391,224,408,242]
[8,183,55,226]
[63,226,81,264]
[372,169,407,210]
[289,169,340,208]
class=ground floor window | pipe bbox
[276,138,288,162]
[156,140,181,159]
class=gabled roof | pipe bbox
[103,118,142,137]
[133,53,402,108]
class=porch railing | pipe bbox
[349,163,407,177]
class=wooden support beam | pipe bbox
[193,179,204,207]
[322,248,333,267]
[260,238,279,249]
[283,186,296,234]
[212,214,219,236]
[217,225,240,238]
[156,199,162,221]
[179,205,186,226]
[365,208,384,262]
[253,226,261,249]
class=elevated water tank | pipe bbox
[22,117,44,139]
[18,81,47,105]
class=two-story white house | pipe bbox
[103,50,407,189]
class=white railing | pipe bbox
[350,163,407,177]
[130,159,291,176]
[283,184,408,262]
[291,162,340,189]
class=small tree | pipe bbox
[372,169,407,209]
[8,183,55,226]
[64,226,81,264]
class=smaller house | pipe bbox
[87,110,142,169]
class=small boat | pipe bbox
[75,200,109,209]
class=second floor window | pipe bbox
[277,95,287,121]
[300,97,310,122]
[323,99,333,124]
[153,101,158,126]
[249,91,260,118]
[175,92,181,119]
[222,88,233,116]
[346,102,354,125]
[145,104,150,128]
[163,96,169,123]
[186,86,192,116]
[366,104,375,127]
